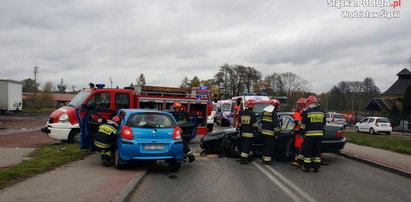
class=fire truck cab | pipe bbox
[41,84,211,143]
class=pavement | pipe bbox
[0,142,410,201]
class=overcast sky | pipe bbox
[1,0,410,93]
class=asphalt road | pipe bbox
[127,125,411,202]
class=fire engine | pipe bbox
[41,84,212,143]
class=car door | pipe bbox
[359,118,369,131]
[170,112,198,143]
[367,118,375,131]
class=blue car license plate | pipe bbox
[144,144,165,150]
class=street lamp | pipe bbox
[33,64,39,107]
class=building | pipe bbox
[365,68,411,112]
[23,93,76,108]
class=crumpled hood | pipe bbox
[263,105,274,112]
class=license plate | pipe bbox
[380,124,387,127]
[144,144,165,150]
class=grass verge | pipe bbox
[0,143,92,190]
[344,131,411,155]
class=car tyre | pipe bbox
[168,160,182,171]
[355,126,359,133]
[114,149,126,169]
[369,128,375,135]
[68,129,80,144]
[229,140,241,158]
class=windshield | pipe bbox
[334,114,345,119]
[68,91,91,107]
[253,103,271,113]
[126,113,177,128]
[221,104,231,111]
[377,118,389,123]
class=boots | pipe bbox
[301,165,310,172]
[240,157,249,164]
[187,153,196,163]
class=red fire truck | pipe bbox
[41,84,212,143]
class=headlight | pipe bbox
[58,113,69,123]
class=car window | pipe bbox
[278,115,295,130]
[126,113,176,128]
[377,118,389,123]
[253,103,271,114]
[86,92,110,110]
[360,118,368,123]
[115,93,130,109]
[368,118,375,123]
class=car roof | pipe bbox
[363,117,389,119]
[119,109,171,115]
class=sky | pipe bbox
[1,0,410,94]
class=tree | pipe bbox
[136,73,146,87]
[22,78,39,92]
[57,78,66,93]
[180,77,190,88]
[190,76,201,87]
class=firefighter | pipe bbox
[173,102,182,112]
[239,99,257,164]
[234,98,243,129]
[172,102,195,162]
[290,98,308,167]
[94,116,120,166]
[300,95,326,172]
[261,99,281,165]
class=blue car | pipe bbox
[77,108,198,171]
[113,109,186,170]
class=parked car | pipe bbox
[354,117,392,135]
[216,100,232,127]
[326,112,348,127]
[78,109,198,171]
[201,112,346,159]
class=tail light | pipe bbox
[389,123,392,127]
[173,126,182,140]
[375,122,379,127]
[121,125,134,140]
[336,130,343,138]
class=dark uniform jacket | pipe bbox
[300,107,326,136]
[261,107,280,136]
[239,108,257,137]
[94,122,118,149]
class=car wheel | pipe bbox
[68,129,80,144]
[229,140,241,158]
[114,149,126,169]
[369,128,375,135]
[168,160,182,171]
[385,132,391,135]
[355,126,359,133]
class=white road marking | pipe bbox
[264,165,317,202]
[253,162,302,202]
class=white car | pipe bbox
[354,117,392,135]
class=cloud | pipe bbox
[0,0,409,94]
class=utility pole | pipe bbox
[110,77,113,88]
[33,64,39,107]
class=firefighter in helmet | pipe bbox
[300,95,326,172]
[290,98,308,167]
[260,99,281,165]
[94,116,121,166]
[172,101,195,162]
[173,102,182,112]
[239,99,257,164]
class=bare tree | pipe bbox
[136,73,146,87]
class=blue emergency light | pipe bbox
[199,86,208,90]
[96,84,105,89]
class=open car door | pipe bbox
[169,112,198,143]
[76,109,117,150]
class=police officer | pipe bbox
[290,98,308,167]
[94,116,120,166]
[239,99,257,164]
[171,102,195,162]
[300,95,326,172]
[261,99,281,165]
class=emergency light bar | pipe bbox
[96,84,105,89]
[241,93,268,96]
[199,86,208,90]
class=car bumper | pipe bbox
[118,140,184,161]
[321,137,346,153]
[41,122,79,141]
[375,128,392,133]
